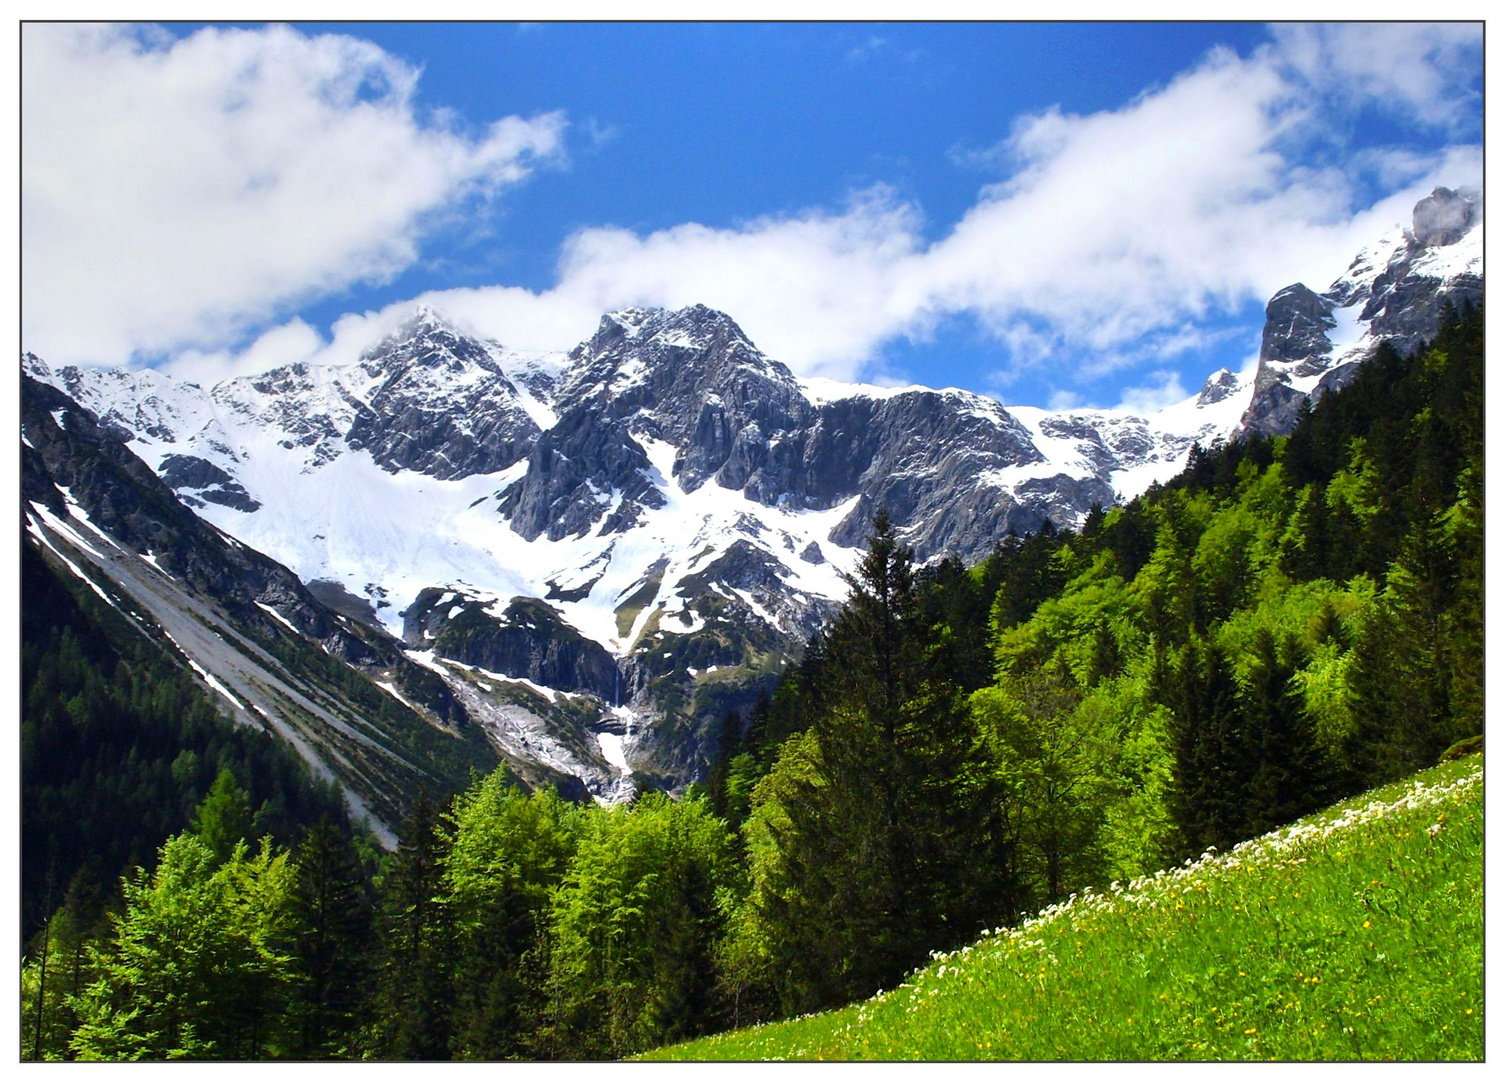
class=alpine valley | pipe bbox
[21,187,1482,840]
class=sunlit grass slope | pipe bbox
[648,756,1483,1061]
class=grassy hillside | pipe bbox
[647,754,1482,1061]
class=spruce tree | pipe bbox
[1163,638,1242,858]
[289,819,372,1059]
[743,509,1016,1013]
[1241,629,1329,836]
[372,788,453,1060]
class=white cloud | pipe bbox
[22,23,565,366]
[1116,371,1190,414]
[1272,22,1482,131]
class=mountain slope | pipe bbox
[21,374,548,841]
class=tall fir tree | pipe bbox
[288,819,373,1060]
[371,788,454,1060]
[739,509,1016,1014]
[1162,637,1243,858]
[1241,629,1331,836]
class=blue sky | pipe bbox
[21,22,1483,411]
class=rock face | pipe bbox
[158,453,261,512]
[1260,284,1337,370]
[497,408,665,542]
[405,590,622,701]
[23,188,1482,798]
[344,309,542,480]
[1241,186,1482,436]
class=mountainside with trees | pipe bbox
[21,303,1481,1060]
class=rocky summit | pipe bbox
[22,189,1482,803]
[1242,186,1482,436]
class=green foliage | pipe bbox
[69,834,296,1060]
[547,793,737,1058]
[192,768,254,864]
[444,773,581,1060]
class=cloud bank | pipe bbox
[23,22,1481,402]
[22,23,565,365]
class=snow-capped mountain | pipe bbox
[1242,186,1483,435]
[22,188,1481,798]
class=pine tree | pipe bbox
[1162,639,1228,858]
[1241,629,1330,836]
[740,509,1016,1014]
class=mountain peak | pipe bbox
[600,307,659,336]
[22,351,53,381]
[390,302,458,341]
[1410,186,1480,249]
[1195,368,1240,407]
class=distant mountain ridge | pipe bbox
[22,187,1482,798]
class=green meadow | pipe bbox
[646,754,1483,1062]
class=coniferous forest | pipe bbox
[20,305,1483,1060]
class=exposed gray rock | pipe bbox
[344,311,541,479]
[496,406,666,542]
[1412,186,1478,248]
[159,453,261,512]
[556,305,813,492]
[1259,284,1336,367]
[1241,376,1307,439]
[404,590,623,702]
[1196,368,1240,406]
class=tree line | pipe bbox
[21,304,1482,1059]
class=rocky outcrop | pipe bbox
[1259,284,1336,371]
[1196,369,1240,406]
[496,406,666,542]
[557,306,813,487]
[404,590,623,701]
[158,453,261,512]
[800,391,1049,561]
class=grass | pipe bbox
[646,755,1483,1061]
